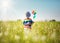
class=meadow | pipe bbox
[0,20,60,43]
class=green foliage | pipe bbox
[0,21,60,43]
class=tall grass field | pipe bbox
[0,20,60,43]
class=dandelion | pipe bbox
[51,32,56,39]
[41,35,46,41]
[32,35,40,41]
[13,26,17,30]
[1,27,2,29]
[0,32,2,37]
[15,35,20,40]
[4,31,8,36]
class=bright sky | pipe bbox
[0,0,60,21]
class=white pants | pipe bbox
[24,28,31,39]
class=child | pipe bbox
[23,12,33,30]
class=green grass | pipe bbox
[0,20,60,43]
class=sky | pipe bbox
[0,0,60,21]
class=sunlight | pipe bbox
[2,0,11,8]
[1,0,12,20]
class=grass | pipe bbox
[0,20,60,43]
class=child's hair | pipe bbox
[26,12,31,18]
